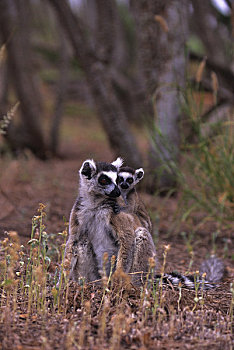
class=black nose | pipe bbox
[108,186,121,198]
[121,183,129,190]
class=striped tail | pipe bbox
[156,272,216,290]
[155,256,224,290]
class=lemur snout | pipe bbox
[120,183,129,190]
[108,186,121,198]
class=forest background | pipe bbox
[0,1,233,349]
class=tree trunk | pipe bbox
[191,0,231,67]
[0,0,47,159]
[81,0,144,124]
[49,24,69,156]
[48,0,142,168]
[0,52,8,115]
[131,0,189,192]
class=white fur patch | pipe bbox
[102,171,118,184]
[118,172,133,181]
[111,157,123,169]
[79,159,96,175]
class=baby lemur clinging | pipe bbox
[116,166,152,234]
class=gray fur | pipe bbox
[74,197,119,277]
[131,227,157,284]
[64,158,158,284]
[199,256,224,283]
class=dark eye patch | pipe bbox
[127,177,133,184]
[117,176,124,184]
[98,174,111,186]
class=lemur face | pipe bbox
[117,166,144,193]
[80,158,123,198]
[117,172,134,191]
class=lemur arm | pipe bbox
[136,199,153,234]
[111,211,139,273]
[104,198,125,215]
[110,196,129,215]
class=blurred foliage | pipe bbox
[179,120,233,230]
[150,78,233,232]
[118,2,136,66]
[187,36,206,55]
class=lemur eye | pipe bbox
[98,175,111,186]
[99,178,107,185]
[127,178,133,184]
[118,176,124,183]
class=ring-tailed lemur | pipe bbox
[64,158,224,290]
[64,157,122,281]
[116,166,152,234]
[64,158,157,283]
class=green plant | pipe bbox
[149,77,233,234]
[180,120,233,230]
[98,253,116,314]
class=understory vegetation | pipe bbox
[0,203,233,349]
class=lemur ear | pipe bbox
[80,159,96,179]
[134,168,144,183]
[111,157,123,170]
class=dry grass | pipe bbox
[0,206,233,350]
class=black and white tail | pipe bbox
[156,256,224,290]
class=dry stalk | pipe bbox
[65,320,79,349]
[192,270,200,312]
[0,44,6,64]
[110,312,125,350]
[159,245,170,308]
[78,300,91,348]
[98,295,110,342]
[154,15,169,33]
[98,254,115,314]
[229,282,234,334]
[177,282,182,312]
[195,57,207,84]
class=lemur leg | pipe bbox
[70,237,100,282]
[131,227,157,284]
[111,212,136,273]
[66,200,100,282]
[116,229,135,273]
